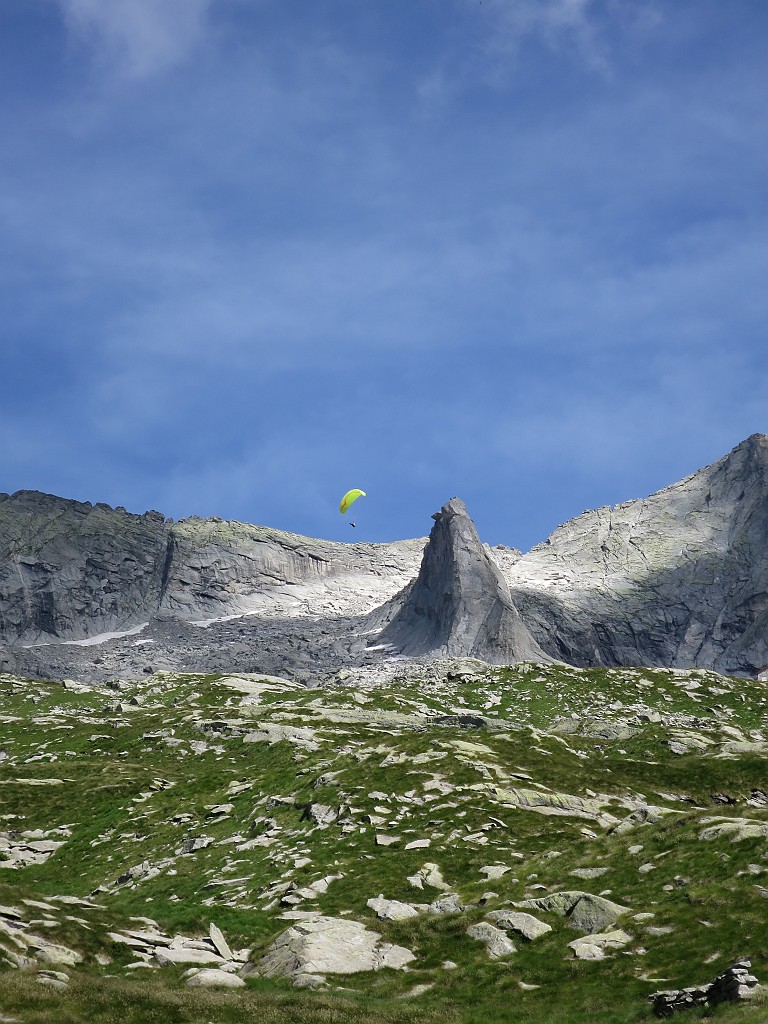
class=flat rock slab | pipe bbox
[209,923,233,960]
[257,916,415,981]
[568,929,633,960]
[26,939,83,967]
[698,818,768,842]
[367,896,419,921]
[480,865,510,880]
[186,968,245,988]
[487,910,552,941]
[552,717,640,741]
[243,724,319,751]
[36,976,68,991]
[720,740,767,754]
[488,784,618,826]
[155,946,225,966]
[107,932,153,950]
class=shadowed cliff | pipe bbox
[1,434,767,679]
[368,497,548,664]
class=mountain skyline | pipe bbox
[1,1,767,550]
[2,433,766,681]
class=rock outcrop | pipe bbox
[513,891,629,934]
[2,434,768,678]
[0,492,170,644]
[650,959,764,1016]
[502,434,768,675]
[369,498,548,664]
[252,915,415,986]
[0,490,423,646]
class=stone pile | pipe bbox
[108,920,250,984]
[0,828,68,869]
[0,903,83,970]
[650,960,763,1016]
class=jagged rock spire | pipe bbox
[371,497,547,664]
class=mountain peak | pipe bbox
[431,496,469,520]
[372,498,546,664]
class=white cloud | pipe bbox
[58,0,214,79]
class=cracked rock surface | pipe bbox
[1,434,767,681]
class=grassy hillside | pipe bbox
[0,662,766,1023]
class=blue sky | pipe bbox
[1,0,766,549]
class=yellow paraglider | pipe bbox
[339,488,366,515]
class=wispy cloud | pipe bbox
[476,0,661,75]
[2,1,766,546]
[58,0,214,79]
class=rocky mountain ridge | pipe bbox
[501,432,768,674]
[0,489,424,645]
[1,434,766,681]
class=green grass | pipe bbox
[0,664,766,1022]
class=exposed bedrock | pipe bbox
[502,433,768,675]
[0,491,170,644]
[0,491,423,645]
[1,434,767,677]
[368,498,548,664]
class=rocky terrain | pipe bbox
[503,433,768,674]
[0,661,767,1023]
[1,436,767,1021]
[1,435,767,685]
[0,488,424,646]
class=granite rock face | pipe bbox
[0,490,423,647]
[369,498,548,665]
[254,916,415,985]
[501,434,768,675]
[0,491,169,644]
[2,435,767,678]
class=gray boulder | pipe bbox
[487,910,552,941]
[186,969,245,988]
[367,896,419,921]
[567,929,633,960]
[154,946,224,967]
[253,916,415,984]
[466,922,516,959]
[514,891,628,934]
[26,938,83,967]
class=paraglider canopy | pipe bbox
[339,488,366,514]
